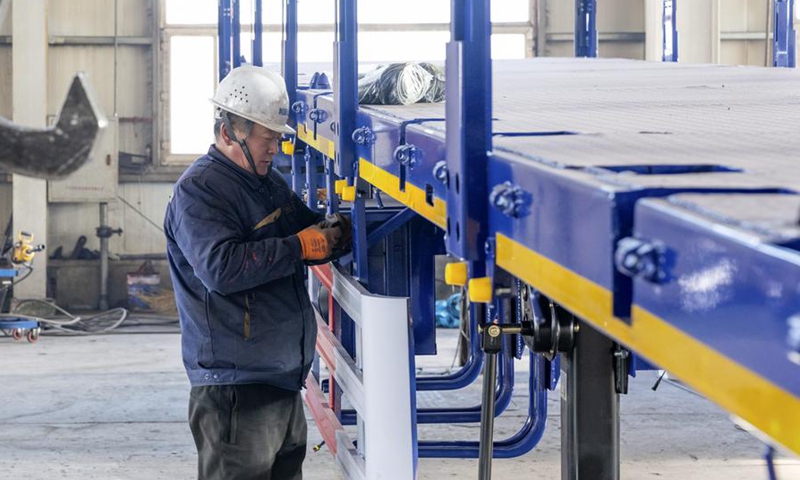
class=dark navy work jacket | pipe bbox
[165,145,323,390]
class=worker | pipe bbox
[164,64,350,479]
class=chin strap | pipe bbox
[221,111,271,178]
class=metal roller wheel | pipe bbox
[12,328,24,341]
[26,328,39,344]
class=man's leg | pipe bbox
[188,384,307,480]
[271,391,307,480]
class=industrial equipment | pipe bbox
[218,0,799,478]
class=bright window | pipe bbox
[169,36,216,155]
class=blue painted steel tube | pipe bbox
[340,339,514,425]
[218,0,232,80]
[305,151,319,209]
[418,353,548,458]
[416,302,485,390]
[283,0,299,110]
[662,0,678,62]
[252,0,263,66]
[773,0,797,67]
[575,0,598,58]
[291,148,305,195]
[445,0,492,261]
[366,208,417,247]
[232,0,242,67]
[335,0,358,179]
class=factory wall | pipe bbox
[543,0,794,66]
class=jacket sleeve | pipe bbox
[291,190,325,230]
[170,177,303,295]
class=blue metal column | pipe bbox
[774,0,797,67]
[283,0,299,110]
[232,0,242,67]
[575,0,598,58]
[218,0,233,80]
[253,0,263,66]
[662,0,678,62]
[445,0,492,261]
[334,0,358,179]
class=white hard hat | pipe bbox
[211,65,295,135]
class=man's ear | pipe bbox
[219,122,233,146]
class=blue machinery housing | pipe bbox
[218,0,800,475]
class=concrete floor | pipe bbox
[0,325,798,480]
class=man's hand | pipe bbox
[318,213,352,249]
[297,224,342,261]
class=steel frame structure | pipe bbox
[217,0,800,478]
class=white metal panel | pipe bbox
[599,42,644,60]
[0,183,12,229]
[116,0,152,37]
[678,0,721,63]
[330,266,415,480]
[644,0,663,61]
[48,47,115,116]
[598,0,644,32]
[49,0,114,36]
[12,0,48,299]
[117,182,170,254]
[0,47,11,118]
[116,47,151,117]
[0,0,10,35]
[49,119,118,203]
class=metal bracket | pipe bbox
[394,144,420,168]
[614,237,667,283]
[351,126,375,146]
[489,182,529,218]
[308,108,328,124]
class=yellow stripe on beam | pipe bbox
[359,159,446,229]
[496,232,800,455]
[296,123,336,159]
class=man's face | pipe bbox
[241,123,282,176]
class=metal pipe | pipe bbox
[252,0,262,66]
[99,202,109,311]
[232,0,241,67]
[478,350,498,480]
[218,0,232,80]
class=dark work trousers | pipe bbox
[189,384,307,480]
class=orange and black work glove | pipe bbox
[318,213,352,249]
[297,224,342,261]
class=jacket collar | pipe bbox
[206,144,265,191]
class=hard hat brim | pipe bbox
[211,100,296,136]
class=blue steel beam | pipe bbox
[445,0,492,261]
[253,0,263,66]
[218,0,232,80]
[662,0,678,62]
[575,0,598,58]
[334,0,358,179]
[232,0,242,67]
[773,0,797,67]
[283,0,298,110]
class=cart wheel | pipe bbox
[26,329,39,344]
[12,328,24,341]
